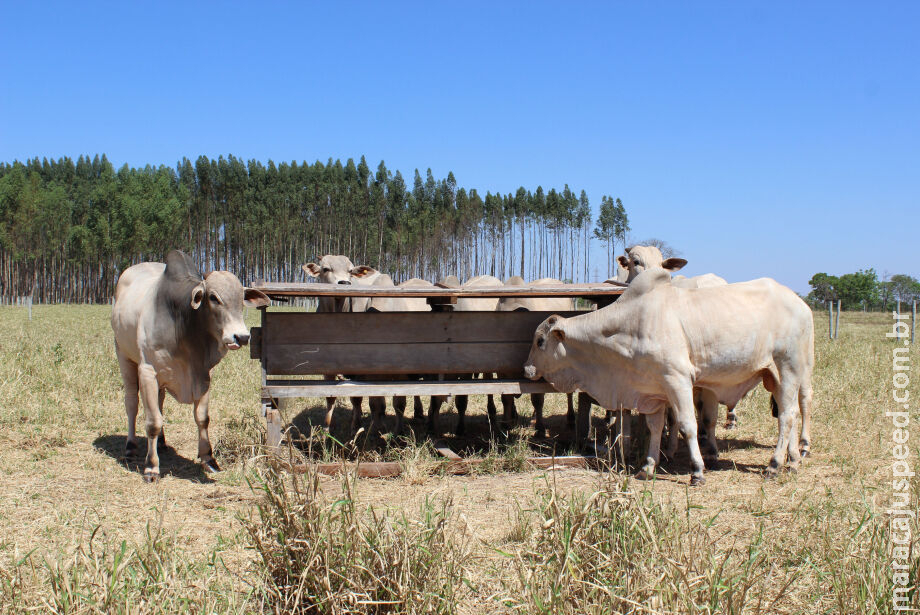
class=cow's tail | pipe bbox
[770,395,778,418]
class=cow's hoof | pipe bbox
[703,456,719,470]
[202,459,221,473]
[724,422,737,430]
[143,470,160,483]
[533,428,547,440]
[634,469,654,481]
[689,475,706,486]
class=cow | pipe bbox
[610,245,739,441]
[302,255,377,429]
[497,276,576,437]
[428,274,503,435]
[524,267,814,485]
[111,250,270,482]
[363,275,433,434]
[615,245,688,283]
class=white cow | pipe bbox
[302,255,377,430]
[524,267,814,485]
[111,250,269,482]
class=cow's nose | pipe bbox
[524,365,537,380]
[234,333,250,346]
[337,280,351,285]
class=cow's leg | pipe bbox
[667,385,707,485]
[575,392,592,447]
[531,394,546,438]
[323,374,337,427]
[635,410,665,480]
[455,394,468,436]
[392,396,407,435]
[427,396,444,435]
[766,384,800,478]
[413,395,425,420]
[724,406,739,429]
[349,397,363,436]
[116,350,140,459]
[566,393,576,427]
[664,406,680,459]
[157,388,167,450]
[698,389,720,468]
[137,364,163,482]
[368,397,386,437]
[767,386,801,477]
[798,382,812,457]
[193,391,219,473]
[500,394,516,428]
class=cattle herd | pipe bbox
[111,246,814,486]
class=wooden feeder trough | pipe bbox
[249,280,626,473]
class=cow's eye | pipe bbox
[537,336,545,349]
[209,293,220,304]
[322,267,331,274]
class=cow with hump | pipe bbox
[111,250,270,482]
[524,267,814,485]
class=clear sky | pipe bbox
[2,2,917,292]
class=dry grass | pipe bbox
[0,305,917,613]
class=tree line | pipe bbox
[807,270,920,311]
[0,155,631,303]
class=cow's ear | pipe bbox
[661,258,687,272]
[303,263,321,277]
[551,324,566,342]
[350,265,377,278]
[617,255,630,268]
[191,283,205,310]
[244,288,270,308]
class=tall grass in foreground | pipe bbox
[0,521,256,615]
[244,462,473,614]
[496,476,917,614]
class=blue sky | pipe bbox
[2,2,917,292]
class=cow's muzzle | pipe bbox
[524,365,538,380]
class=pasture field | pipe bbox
[0,305,917,614]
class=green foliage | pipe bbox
[836,269,879,310]
[0,155,608,302]
[808,269,918,311]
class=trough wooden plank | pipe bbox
[264,341,532,375]
[262,378,557,398]
[262,311,579,345]
[253,281,626,298]
[295,455,599,478]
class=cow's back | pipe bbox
[674,278,813,383]
[112,262,166,363]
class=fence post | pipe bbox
[912,301,916,344]
[828,301,834,340]
[28,295,32,321]
[834,299,841,338]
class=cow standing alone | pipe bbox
[111,250,269,482]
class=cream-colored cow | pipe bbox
[525,267,814,485]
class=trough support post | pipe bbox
[834,299,841,338]
[263,398,282,450]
